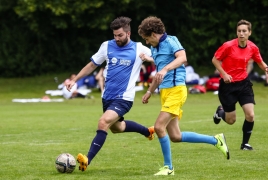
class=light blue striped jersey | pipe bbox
[91,40,151,101]
[151,33,186,88]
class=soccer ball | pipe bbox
[55,153,76,173]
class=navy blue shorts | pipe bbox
[102,99,133,121]
[218,77,255,112]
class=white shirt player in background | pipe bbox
[66,16,155,172]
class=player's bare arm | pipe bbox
[256,61,268,73]
[142,77,159,104]
[155,50,186,84]
[66,61,98,91]
[162,50,187,72]
[212,56,232,83]
[139,53,154,62]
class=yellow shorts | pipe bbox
[160,85,187,120]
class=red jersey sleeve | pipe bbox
[251,45,263,63]
[214,42,230,61]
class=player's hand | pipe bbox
[155,69,167,84]
[142,92,151,104]
[222,74,233,83]
[65,80,76,92]
[265,66,268,73]
[139,53,149,62]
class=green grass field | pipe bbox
[0,75,267,180]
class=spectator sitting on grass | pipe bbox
[185,62,200,85]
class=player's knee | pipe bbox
[225,113,236,124]
[109,125,124,133]
[98,118,110,130]
[245,112,254,121]
[109,128,119,134]
[154,126,165,136]
[226,118,236,125]
[169,135,181,142]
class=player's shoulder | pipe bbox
[106,39,115,45]
[223,39,236,47]
[166,35,179,43]
[165,35,183,48]
[135,41,142,46]
[136,41,146,47]
[167,35,179,40]
[99,40,109,48]
[247,40,259,49]
[136,41,150,50]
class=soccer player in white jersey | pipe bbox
[66,17,155,172]
[138,16,230,176]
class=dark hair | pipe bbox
[237,19,252,31]
[110,17,131,32]
[138,16,166,37]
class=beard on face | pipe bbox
[116,36,128,47]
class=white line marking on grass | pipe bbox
[28,142,62,146]
[1,141,22,144]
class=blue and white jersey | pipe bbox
[91,40,151,101]
[151,33,186,89]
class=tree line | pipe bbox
[1,0,268,77]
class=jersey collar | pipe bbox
[156,33,167,51]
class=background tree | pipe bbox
[0,0,267,77]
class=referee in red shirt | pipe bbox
[212,19,268,150]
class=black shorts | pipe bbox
[218,77,255,112]
[102,98,133,121]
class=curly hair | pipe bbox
[138,16,165,37]
[110,17,131,32]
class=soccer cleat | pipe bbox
[154,166,174,176]
[213,105,223,124]
[77,153,88,171]
[241,144,253,150]
[214,133,230,160]
[147,126,155,140]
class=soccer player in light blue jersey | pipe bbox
[138,16,230,176]
[66,17,155,172]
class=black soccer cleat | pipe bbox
[213,105,223,124]
[241,144,253,150]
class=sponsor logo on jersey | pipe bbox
[111,57,117,65]
[119,59,131,66]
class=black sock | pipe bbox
[87,130,107,164]
[242,120,254,145]
[124,120,150,137]
[218,108,226,121]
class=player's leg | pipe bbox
[154,86,184,176]
[239,78,255,150]
[213,105,225,124]
[88,110,119,159]
[154,111,174,176]
[213,105,237,124]
[241,103,254,150]
[110,120,154,140]
[108,99,154,140]
[77,110,120,171]
[213,79,237,124]
[167,119,230,160]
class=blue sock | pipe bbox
[159,135,172,170]
[124,120,150,137]
[87,130,107,164]
[181,132,217,145]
